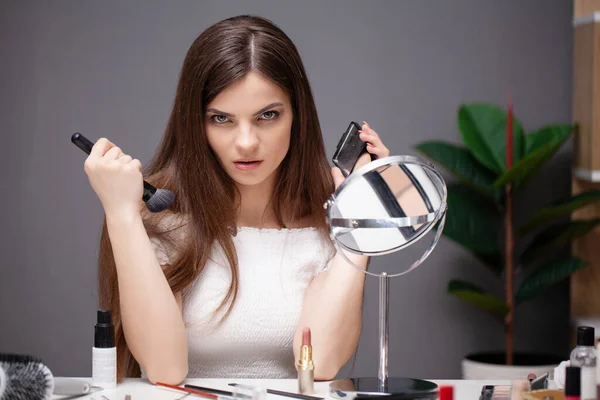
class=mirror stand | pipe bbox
[328,272,438,399]
[378,273,390,392]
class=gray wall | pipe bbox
[0,0,573,379]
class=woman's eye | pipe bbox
[212,115,229,124]
[260,111,279,120]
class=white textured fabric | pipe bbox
[150,225,335,379]
[553,360,570,389]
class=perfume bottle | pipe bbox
[570,326,596,400]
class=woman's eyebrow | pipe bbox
[205,102,284,118]
[252,102,283,116]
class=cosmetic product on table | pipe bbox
[0,353,54,400]
[53,377,95,396]
[185,384,238,397]
[480,377,563,400]
[570,326,596,400]
[92,309,116,390]
[0,353,102,398]
[597,341,600,399]
[480,385,511,400]
[438,385,453,400]
[565,366,581,400]
[297,327,314,395]
[228,383,324,400]
[529,373,549,391]
[158,381,238,399]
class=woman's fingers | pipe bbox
[118,154,133,164]
[103,146,124,161]
[360,121,390,158]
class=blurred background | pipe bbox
[0,0,581,379]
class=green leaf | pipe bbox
[415,140,498,199]
[448,279,509,319]
[493,125,574,188]
[524,124,576,155]
[443,183,503,274]
[518,190,600,235]
[448,279,485,293]
[516,256,586,302]
[458,102,525,175]
[520,218,600,266]
[443,183,500,254]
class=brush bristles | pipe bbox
[0,354,42,364]
[146,188,175,213]
[0,354,54,400]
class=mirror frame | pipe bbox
[325,155,448,257]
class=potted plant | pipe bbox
[414,99,600,379]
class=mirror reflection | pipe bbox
[327,156,447,259]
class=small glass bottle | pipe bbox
[570,326,596,400]
[92,309,116,389]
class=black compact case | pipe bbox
[332,121,370,177]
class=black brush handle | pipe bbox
[70,132,157,201]
[228,384,324,400]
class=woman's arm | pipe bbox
[106,212,188,384]
[294,121,389,380]
[85,138,188,384]
[293,251,368,380]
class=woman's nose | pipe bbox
[235,123,259,152]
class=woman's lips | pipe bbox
[234,160,263,171]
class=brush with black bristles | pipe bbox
[0,353,54,400]
[71,132,175,213]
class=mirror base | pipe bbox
[328,377,438,400]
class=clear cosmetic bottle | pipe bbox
[570,326,596,400]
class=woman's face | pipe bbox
[205,71,293,189]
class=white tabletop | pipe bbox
[51,378,515,400]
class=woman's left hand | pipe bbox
[359,121,390,159]
[331,121,390,189]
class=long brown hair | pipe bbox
[97,15,335,381]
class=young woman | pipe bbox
[83,15,390,384]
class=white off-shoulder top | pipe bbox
[150,224,335,379]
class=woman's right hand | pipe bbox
[84,138,144,218]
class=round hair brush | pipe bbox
[0,353,54,400]
[71,132,175,213]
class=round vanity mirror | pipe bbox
[325,155,448,277]
[324,155,448,400]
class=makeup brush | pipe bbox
[71,132,175,213]
[0,353,54,400]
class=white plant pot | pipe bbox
[462,353,562,380]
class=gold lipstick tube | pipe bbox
[297,343,314,394]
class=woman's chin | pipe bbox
[231,174,270,188]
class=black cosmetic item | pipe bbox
[332,121,372,177]
[94,309,114,348]
[565,366,581,398]
[577,326,595,346]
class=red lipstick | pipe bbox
[297,327,314,395]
